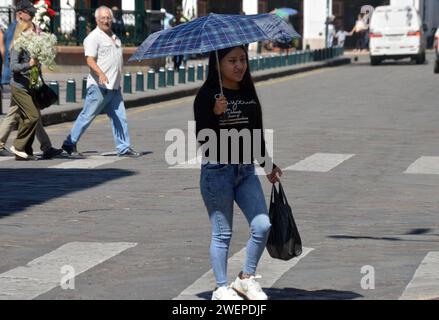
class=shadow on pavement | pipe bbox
[328,230,439,242]
[265,287,363,300]
[196,287,363,300]
[0,168,136,219]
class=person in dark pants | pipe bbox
[9,18,41,160]
[170,6,189,69]
[0,3,62,159]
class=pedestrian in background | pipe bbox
[0,1,62,159]
[335,27,349,48]
[326,15,336,48]
[170,6,189,69]
[111,6,125,42]
[8,18,42,160]
[349,14,367,52]
[61,6,140,158]
[194,46,282,300]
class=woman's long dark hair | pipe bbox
[200,46,263,125]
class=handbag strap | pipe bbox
[270,184,280,204]
[278,182,290,206]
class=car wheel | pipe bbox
[416,52,426,64]
[370,57,380,66]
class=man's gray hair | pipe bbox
[95,6,113,19]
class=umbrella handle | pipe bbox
[215,50,224,96]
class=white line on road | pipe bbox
[0,157,14,162]
[174,247,314,300]
[0,242,137,300]
[49,156,124,169]
[399,251,439,300]
[284,153,355,172]
[404,157,439,175]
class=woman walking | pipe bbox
[9,19,45,160]
[194,46,282,300]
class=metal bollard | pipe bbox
[197,64,204,81]
[147,69,155,90]
[282,54,286,66]
[49,80,60,105]
[252,57,258,72]
[158,67,166,88]
[167,67,175,86]
[81,77,87,99]
[263,56,269,69]
[66,78,76,103]
[179,65,186,84]
[187,64,195,82]
[136,71,144,92]
[123,73,132,94]
[259,56,265,70]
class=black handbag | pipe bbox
[31,79,58,110]
[266,182,302,260]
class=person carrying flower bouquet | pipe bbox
[8,1,57,161]
[0,1,62,159]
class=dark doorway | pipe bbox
[207,1,242,14]
[90,0,121,9]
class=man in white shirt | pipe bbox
[62,6,140,157]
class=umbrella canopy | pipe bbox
[271,8,298,20]
[129,13,300,61]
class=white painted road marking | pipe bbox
[50,156,124,169]
[0,157,14,162]
[284,153,355,172]
[174,247,314,300]
[0,242,137,300]
[405,157,439,175]
[399,252,439,300]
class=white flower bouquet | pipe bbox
[33,0,52,32]
[13,31,58,87]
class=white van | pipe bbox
[369,5,426,65]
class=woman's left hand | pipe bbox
[267,166,283,184]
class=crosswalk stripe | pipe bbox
[404,157,439,175]
[0,242,137,300]
[174,247,314,300]
[284,153,355,172]
[399,252,439,300]
[49,156,124,169]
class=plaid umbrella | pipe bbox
[129,13,300,94]
[129,13,300,61]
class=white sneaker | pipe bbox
[211,286,243,300]
[10,146,29,159]
[231,275,268,300]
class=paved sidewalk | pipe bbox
[0,56,350,126]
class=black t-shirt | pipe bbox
[194,85,274,168]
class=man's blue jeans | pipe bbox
[200,163,271,287]
[64,85,131,154]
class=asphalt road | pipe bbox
[1,53,438,300]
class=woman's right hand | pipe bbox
[29,58,39,67]
[214,95,228,115]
